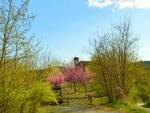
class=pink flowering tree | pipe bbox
[63,65,90,93]
[47,73,64,88]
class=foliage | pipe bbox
[88,62,106,95]
[127,62,150,103]
[89,19,150,112]
[0,0,57,113]
[111,101,148,113]
[0,63,57,113]
[89,20,139,102]
[143,102,150,108]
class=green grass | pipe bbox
[110,101,148,113]
[126,107,148,113]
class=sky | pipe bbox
[28,0,150,62]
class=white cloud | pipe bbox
[88,0,150,9]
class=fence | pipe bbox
[62,94,107,105]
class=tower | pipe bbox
[73,57,79,66]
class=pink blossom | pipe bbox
[63,65,90,85]
[47,73,64,87]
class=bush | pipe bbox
[0,64,57,113]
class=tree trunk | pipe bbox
[73,83,76,93]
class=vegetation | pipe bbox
[0,0,56,113]
[47,73,64,87]
[110,102,148,113]
[0,0,150,113]
[64,65,90,93]
[89,20,150,112]
[90,20,136,102]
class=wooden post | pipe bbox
[90,96,92,103]
[88,95,92,103]
[67,99,69,105]
[73,83,76,93]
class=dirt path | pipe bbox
[44,100,150,113]
[47,105,123,113]
[45,100,124,113]
[48,105,121,113]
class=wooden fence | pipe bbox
[61,94,107,105]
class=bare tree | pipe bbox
[90,20,138,102]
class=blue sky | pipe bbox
[28,0,150,62]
